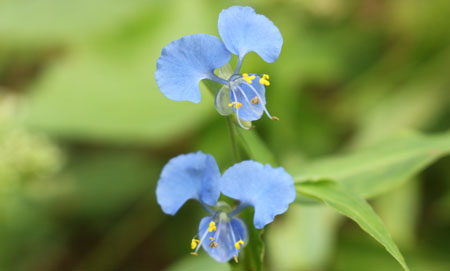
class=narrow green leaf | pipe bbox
[293,131,450,197]
[296,180,410,271]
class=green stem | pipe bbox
[226,116,241,163]
[235,126,254,160]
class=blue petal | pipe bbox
[156,152,221,215]
[198,216,248,262]
[155,34,231,103]
[220,161,296,229]
[218,6,283,62]
[230,75,266,121]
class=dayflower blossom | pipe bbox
[155,6,283,129]
[156,152,295,262]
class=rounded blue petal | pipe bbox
[156,152,221,215]
[230,75,266,121]
[198,216,248,262]
[155,34,232,103]
[218,6,283,62]
[220,161,296,229]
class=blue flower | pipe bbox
[156,152,295,262]
[155,6,283,129]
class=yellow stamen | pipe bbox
[191,252,198,256]
[259,74,270,86]
[259,78,270,86]
[234,255,239,263]
[272,116,280,121]
[208,221,217,232]
[191,239,200,250]
[250,96,259,105]
[234,240,245,250]
[242,73,256,84]
[228,102,243,109]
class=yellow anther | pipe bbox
[242,73,256,84]
[191,252,199,256]
[191,239,200,250]
[234,255,239,263]
[208,221,217,232]
[234,240,245,250]
[272,116,280,121]
[259,74,270,86]
[228,102,243,109]
[250,96,259,105]
[259,77,270,86]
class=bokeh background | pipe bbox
[1,0,450,270]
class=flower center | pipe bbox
[214,72,278,129]
[190,211,245,263]
[229,73,278,127]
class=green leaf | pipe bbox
[293,131,450,197]
[296,180,410,271]
[375,178,421,247]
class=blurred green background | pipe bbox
[1,0,450,270]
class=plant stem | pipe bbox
[226,116,241,163]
